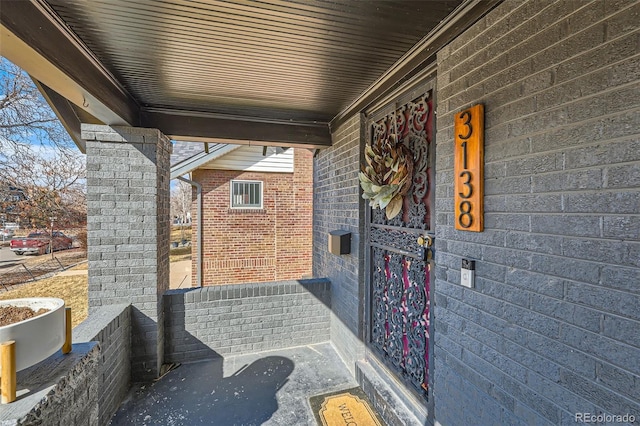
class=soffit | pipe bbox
[45,0,463,124]
[2,0,503,148]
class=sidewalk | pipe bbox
[57,268,87,277]
[170,259,192,289]
[51,259,192,289]
[0,251,87,289]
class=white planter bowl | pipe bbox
[0,298,65,371]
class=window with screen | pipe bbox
[230,180,263,209]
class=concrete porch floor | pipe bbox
[110,343,359,425]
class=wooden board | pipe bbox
[454,104,484,232]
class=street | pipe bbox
[0,245,26,267]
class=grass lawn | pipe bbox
[170,246,191,263]
[171,225,191,243]
[170,225,192,262]
[0,275,88,328]
[0,231,191,329]
[0,249,189,328]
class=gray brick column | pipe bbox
[81,124,171,381]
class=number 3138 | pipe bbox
[454,105,484,232]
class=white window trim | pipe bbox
[230,180,263,209]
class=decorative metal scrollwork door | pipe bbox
[366,84,434,400]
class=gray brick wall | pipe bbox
[313,115,366,373]
[163,279,330,363]
[2,306,131,426]
[1,343,100,426]
[74,304,131,426]
[82,124,171,381]
[435,1,640,424]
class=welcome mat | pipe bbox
[309,387,385,426]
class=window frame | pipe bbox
[229,180,264,209]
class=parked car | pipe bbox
[3,222,20,230]
[9,231,73,255]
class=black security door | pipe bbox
[365,81,435,401]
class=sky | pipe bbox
[0,57,81,154]
[1,57,189,192]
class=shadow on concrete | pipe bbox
[109,275,361,424]
[115,292,297,425]
[110,355,293,425]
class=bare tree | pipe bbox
[171,180,192,226]
[0,57,85,235]
[6,144,86,232]
[0,58,69,151]
[170,180,192,245]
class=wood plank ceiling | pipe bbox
[46,0,461,122]
[1,0,492,147]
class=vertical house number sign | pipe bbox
[454,104,484,232]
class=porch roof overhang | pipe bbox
[0,0,499,152]
[170,143,241,179]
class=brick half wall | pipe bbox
[0,305,132,426]
[164,279,331,363]
[74,304,131,426]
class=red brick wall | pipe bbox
[191,149,313,285]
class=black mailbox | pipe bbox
[328,230,351,255]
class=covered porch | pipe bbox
[2,1,479,423]
[1,0,638,425]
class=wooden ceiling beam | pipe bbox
[0,1,332,148]
[142,108,332,149]
[32,79,86,153]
